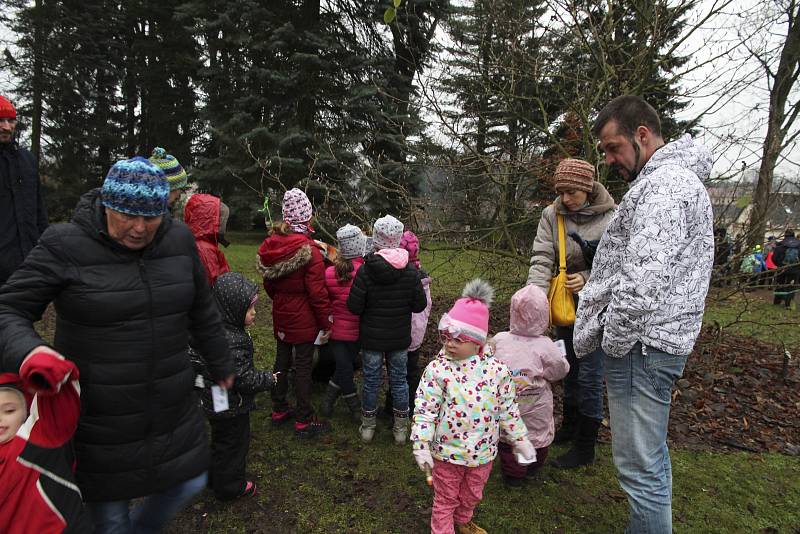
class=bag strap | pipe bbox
[556,214,567,273]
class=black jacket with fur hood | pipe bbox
[347,249,427,351]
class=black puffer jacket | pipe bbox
[0,188,232,502]
[0,142,48,284]
[347,250,427,351]
[190,272,274,418]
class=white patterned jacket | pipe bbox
[573,134,714,358]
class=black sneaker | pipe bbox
[294,418,332,439]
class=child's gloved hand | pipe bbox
[413,448,434,471]
[513,439,537,464]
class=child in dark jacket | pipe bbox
[0,351,92,533]
[191,272,275,501]
[321,224,368,421]
[257,188,333,438]
[347,215,427,444]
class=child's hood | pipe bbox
[509,284,549,337]
[213,272,258,327]
[364,249,409,284]
[258,232,309,266]
[184,193,221,242]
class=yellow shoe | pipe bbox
[456,521,488,534]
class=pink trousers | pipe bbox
[430,459,493,534]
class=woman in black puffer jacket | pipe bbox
[0,157,233,533]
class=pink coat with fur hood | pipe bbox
[489,284,570,448]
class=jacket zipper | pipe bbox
[139,257,157,482]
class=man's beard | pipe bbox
[610,139,641,182]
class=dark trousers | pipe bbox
[385,349,421,412]
[775,269,799,307]
[555,325,605,421]
[209,414,250,500]
[330,340,360,395]
[271,340,315,422]
[498,441,549,479]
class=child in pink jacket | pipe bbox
[321,224,367,421]
[489,284,570,487]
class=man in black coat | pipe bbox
[773,229,800,309]
[0,95,48,286]
[0,156,234,533]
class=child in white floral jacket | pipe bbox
[411,279,536,534]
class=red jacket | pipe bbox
[185,194,230,287]
[0,352,91,533]
[324,257,364,342]
[258,232,332,344]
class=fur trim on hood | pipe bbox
[257,244,312,280]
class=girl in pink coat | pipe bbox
[321,224,367,421]
[489,284,570,487]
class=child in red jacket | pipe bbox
[184,193,231,287]
[321,224,368,421]
[0,350,91,533]
[257,188,333,439]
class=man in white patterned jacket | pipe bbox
[574,95,713,534]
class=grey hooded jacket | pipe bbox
[573,134,714,358]
[527,181,616,291]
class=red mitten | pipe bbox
[19,351,79,395]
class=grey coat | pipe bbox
[527,182,616,291]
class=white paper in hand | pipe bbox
[515,451,536,465]
[554,339,567,357]
[211,385,229,413]
[314,329,328,346]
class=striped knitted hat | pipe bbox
[149,147,189,191]
[0,96,16,120]
[554,158,595,193]
[101,157,169,217]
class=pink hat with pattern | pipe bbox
[282,188,313,224]
[400,230,420,268]
[438,279,494,346]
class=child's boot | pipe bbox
[360,412,377,442]
[456,521,488,534]
[320,381,340,417]
[342,392,361,422]
[392,409,409,444]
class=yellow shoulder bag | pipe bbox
[547,213,576,326]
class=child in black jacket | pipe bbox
[191,272,275,500]
[347,215,427,445]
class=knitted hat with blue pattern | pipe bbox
[149,147,189,191]
[101,157,169,217]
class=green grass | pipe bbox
[704,289,800,349]
[168,234,800,534]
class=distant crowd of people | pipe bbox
[0,92,766,534]
[714,226,800,308]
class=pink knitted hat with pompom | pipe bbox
[438,279,494,346]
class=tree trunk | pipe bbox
[748,3,800,247]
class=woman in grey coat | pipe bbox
[527,158,615,468]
